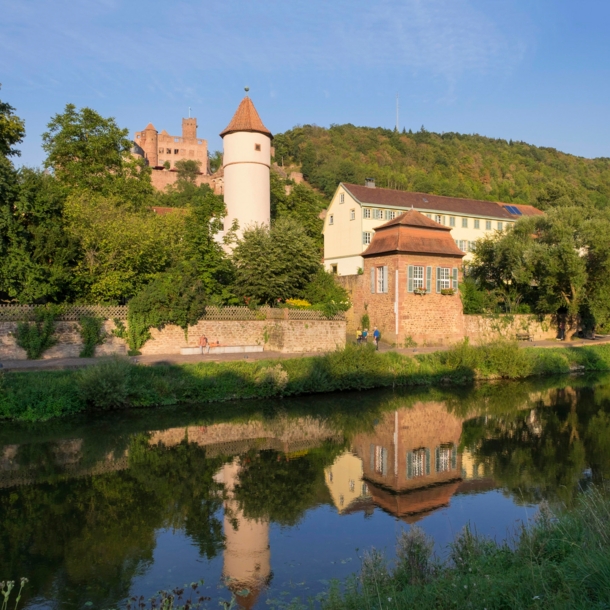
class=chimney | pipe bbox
[365,177,376,188]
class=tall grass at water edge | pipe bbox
[2,341,610,422]
[321,485,610,610]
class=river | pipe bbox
[1,374,610,609]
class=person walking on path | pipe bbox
[362,328,368,343]
[373,327,381,350]
[356,328,362,344]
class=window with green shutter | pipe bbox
[407,265,414,292]
[426,266,432,292]
[452,267,458,291]
[370,268,375,293]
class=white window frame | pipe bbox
[363,208,371,219]
[385,210,396,220]
[373,209,383,219]
[363,231,372,245]
[485,220,492,230]
[438,267,451,291]
[474,219,480,229]
[350,209,355,220]
[340,193,345,203]
[449,216,456,227]
[412,265,424,290]
[329,214,334,225]
[462,217,468,228]
[377,266,388,293]
[434,214,443,224]
[497,221,503,230]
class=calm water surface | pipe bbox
[2,375,610,609]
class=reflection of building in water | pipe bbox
[325,451,372,514]
[351,404,465,522]
[215,459,271,609]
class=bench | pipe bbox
[180,345,263,355]
[515,332,533,342]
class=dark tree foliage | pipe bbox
[0,169,79,303]
[273,124,610,208]
[270,170,326,245]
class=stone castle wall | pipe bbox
[150,169,224,194]
[0,318,345,361]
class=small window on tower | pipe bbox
[166,148,171,154]
[254,143,261,151]
[174,149,179,155]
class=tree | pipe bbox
[64,193,185,303]
[0,85,25,158]
[0,169,79,303]
[42,104,153,206]
[208,150,223,173]
[232,217,320,305]
[270,171,326,245]
[468,206,610,330]
[174,158,201,183]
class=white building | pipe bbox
[323,180,543,275]
[220,95,272,240]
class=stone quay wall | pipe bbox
[0,318,345,361]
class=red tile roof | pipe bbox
[220,96,272,138]
[343,183,516,220]
[363,210,465,258]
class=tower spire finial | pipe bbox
[244,86,250,94]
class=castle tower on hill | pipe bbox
[134,118,208,172]
[220,95,272,239]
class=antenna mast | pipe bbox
[396,93,399,131]
[188,106,191,118]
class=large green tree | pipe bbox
[42,104,153,206]
[469,206,610,329]
[0,169,78,303]
[232,217,320,305]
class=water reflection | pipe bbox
[1,375,610,609]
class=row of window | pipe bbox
[159,148,204,156]
[370,444,457,478]
[370,265,458,293]
[360,208,505,231]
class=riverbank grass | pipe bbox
[2,341,610,422]
[323,486,610,610]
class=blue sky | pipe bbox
[3,0,609,167]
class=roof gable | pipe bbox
[220,96,272,138]
[363,210,464,258]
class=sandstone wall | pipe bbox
[464,314,557,344]
[150,169,223,194]
[0,318,345,360]
[0,320,127,360]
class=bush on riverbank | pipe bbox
[2,341,610,422]
[323,486,610,610]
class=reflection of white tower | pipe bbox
[216,458,271,609]
[220,93,272,240]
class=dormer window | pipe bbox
[254,143,261,151]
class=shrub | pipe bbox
[360,312,370,330]
[76,356,133,410]
[78,316,106,358]
[15,306,59,359]
[395,526,435,585]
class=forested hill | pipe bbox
[272,124,610,209]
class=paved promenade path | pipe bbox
[1,336,609,372]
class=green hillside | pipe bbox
[272,124,610,209]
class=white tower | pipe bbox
[220,92,272,240]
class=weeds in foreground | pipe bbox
[323,486,610,610]
[0,578,28,610]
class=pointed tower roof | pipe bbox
[363,210,465,258]
[220,96,272,138]
[144,123,156,130]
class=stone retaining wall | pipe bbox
[0,318,346,360]
[464,314,557,345]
